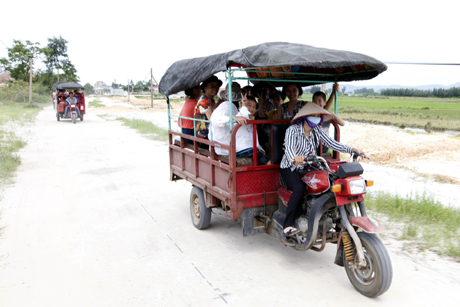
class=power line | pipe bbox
[385,62,460,66]
[0,38,9,49]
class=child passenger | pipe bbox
[235,95,271,165]
[311,84,342,154]
[210,87,270,165]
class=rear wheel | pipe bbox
[344,232,392,297]
[190,186,211,229]
[80,114,84,121]
[72,113,76,124]
[56,113,60,121]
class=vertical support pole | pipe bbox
[128,79,130,102]
[150,68,154,108]
[228,71,233,131]
[334,86,338,115]
[29,57,33,104]
[167,95,171,130]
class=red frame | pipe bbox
[169,119,344,221]
[56,92,86,116]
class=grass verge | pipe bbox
[89,99,105,108]
[0,131,27,185]
[365,191,460,258]
[116,118,169,142]
[0,102,45,186]
[0,102,45,126]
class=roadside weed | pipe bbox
[89,100,105,108]
[0,102,44,187]
[116,118,169,142]
[0,131,27,185]
[365,191,460,258]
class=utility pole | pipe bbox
[29,57,33,104]
[150,68,154,108]
[128,79,130,102]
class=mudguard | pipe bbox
[350,216,385,233]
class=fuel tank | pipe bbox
[301,170,330,195]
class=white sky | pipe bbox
[1,0,458,88]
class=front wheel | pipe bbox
[72,113,76,124]
[190,186,211,229]
[344,232,392,297]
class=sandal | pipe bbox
[283,226,300,237]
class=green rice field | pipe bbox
[301,95,460,132]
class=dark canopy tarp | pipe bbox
[52,82,84,91]
[159,42,387,95]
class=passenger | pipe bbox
[266,90,284,120]
[241,85,253,109]
[64,92,81,118]
[179,85,201,144]
[277,83,338,120]
[194,76,222,139]
[251,82,276,119]
[235,95,270,165]
[210,84,270,165]
[311,84,342,154]
[73,89,80,102]
[280,102,365,237]
[277,83,305,120]
[243,95,257,119]
[249,82,276,157]
[312,84,340,111]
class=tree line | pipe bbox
[0,36,79,95]
[380,87,460,98]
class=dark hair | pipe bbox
[312,91,326,101]
[184,85,199,96]
[281,83,303,100]
[241,85,253,97]
[200,76,223,93]
[245,95,257,103]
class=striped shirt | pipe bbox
[280,123,352,170]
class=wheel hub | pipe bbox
[352,250,375,285]
[192,196,201,219]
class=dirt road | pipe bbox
[0,106,459,306]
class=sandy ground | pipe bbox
[0,100,460,306]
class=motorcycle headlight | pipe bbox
[349,179,366,195]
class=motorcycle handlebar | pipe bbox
[304,155,318,163]
[351,151,369,162]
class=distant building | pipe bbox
[93,81,112,95]
[148,86,159,94]
[110,88,125,95]
[0,70,14,87]
[169,91,186,99]
[93,81,128,95]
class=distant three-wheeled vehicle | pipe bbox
[52,82,86,124]
[159,42,392,297]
